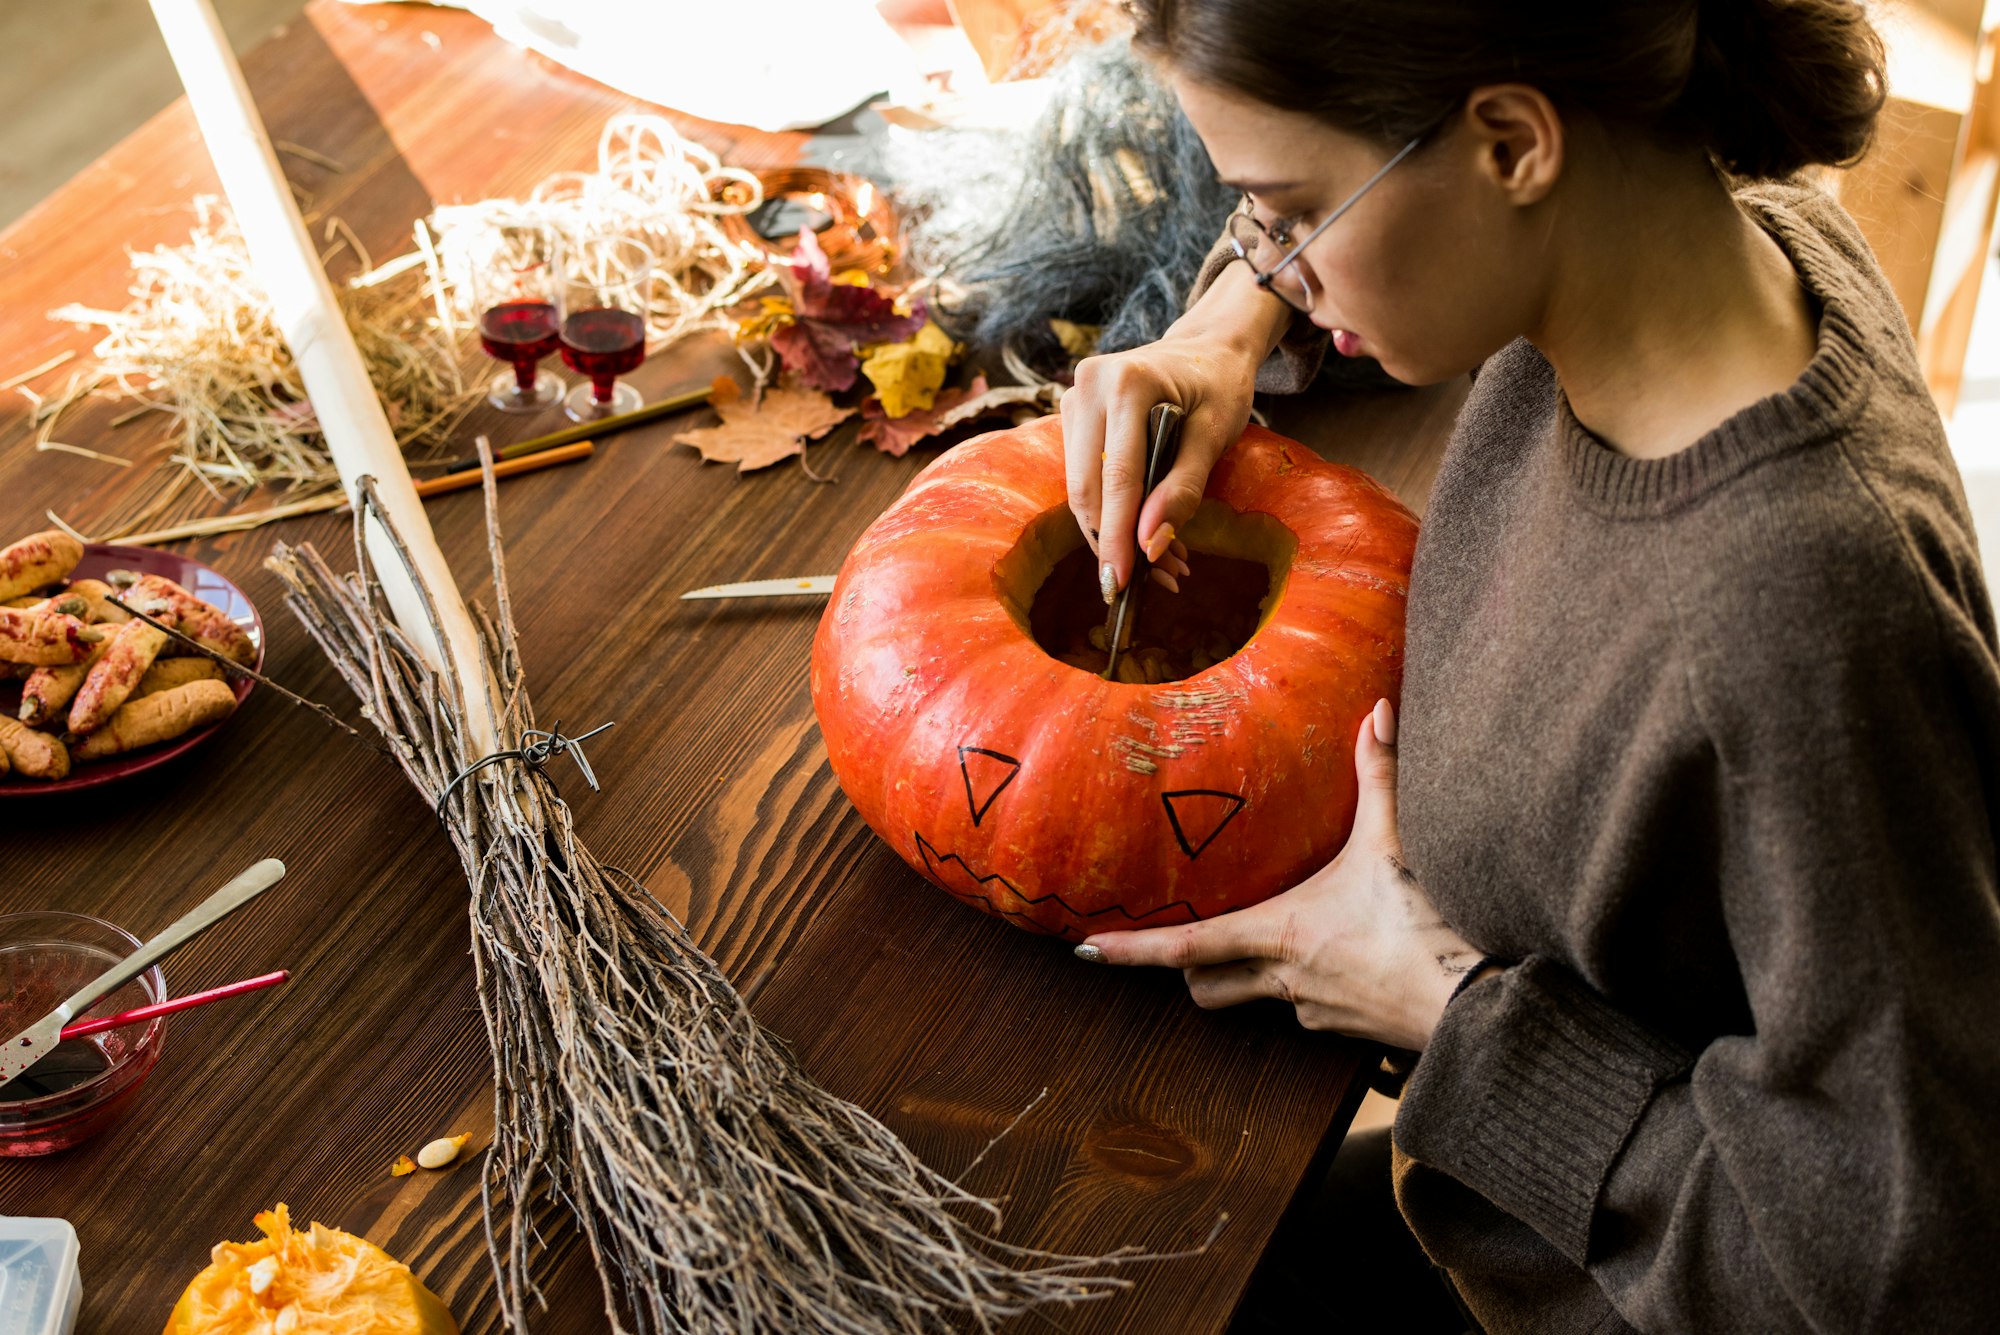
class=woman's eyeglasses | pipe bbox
[1226,133,1428,315]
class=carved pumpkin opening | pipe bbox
[996,500,1297,683]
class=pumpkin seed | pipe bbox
[417,1135,463,1169]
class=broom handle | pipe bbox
[147,0,501,755]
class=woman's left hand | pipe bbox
[1076,699,1488,1051]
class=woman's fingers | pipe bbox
[1184,960,1282,1010]
[1062,382,1109,558]
[1096,397,1153,600]
[1078,904,1277,969]
[1136,460,1204,559]
[1065,344,1251,588]
[1133,402,1244,584]
[1347,699,1402,853]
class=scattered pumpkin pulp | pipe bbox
[162,1204,459,1334]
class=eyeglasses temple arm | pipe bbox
[1264,134,1428,283]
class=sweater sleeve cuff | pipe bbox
[1393,956,1693,1266]
[1187,234,1328,395]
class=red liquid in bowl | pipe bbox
[0,913,166,1156]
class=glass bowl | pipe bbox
[0,911,166,1156]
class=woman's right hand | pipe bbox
[1062,258,1290,602]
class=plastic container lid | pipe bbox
[0,1218,80,1335]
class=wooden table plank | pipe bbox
[0,5,1462,1330]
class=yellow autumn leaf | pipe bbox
[859,322,959,419]
[735,295,795,344]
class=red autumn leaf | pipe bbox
[770,321,867,395]
[673,374,854,472]
[769,227,925,392]
[857,374,991,457]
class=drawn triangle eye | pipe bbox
[1162,789,1247,860]
[958,746,1021,827]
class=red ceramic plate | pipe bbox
[0,544,262,796]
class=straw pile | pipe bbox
[52,197,478,503]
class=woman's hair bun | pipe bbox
[1680,0,1887,178]
[1131,0,1890,181]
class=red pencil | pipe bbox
[61,970,290,1040]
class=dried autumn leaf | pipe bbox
[936,380,1062,431]
[858,374,990,457]
[1049,319,1100,360]
[768,228,924,392]
[673,374,854,472]
[859,322,958,418]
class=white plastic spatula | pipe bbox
[0,859,287,1087]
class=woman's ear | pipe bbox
[1458,84,1564,205]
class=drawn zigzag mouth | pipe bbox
[913,832,1201,937]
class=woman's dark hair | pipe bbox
[1129,0,1887,179]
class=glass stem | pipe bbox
[593,376,616,404]
[514,360,538,394]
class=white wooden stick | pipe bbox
[147,0,499,755]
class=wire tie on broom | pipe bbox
[435,719,616,820]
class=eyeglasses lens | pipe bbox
[1227,212,1313,313]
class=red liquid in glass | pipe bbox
[561,308,647,399]
[480,301,561,362]
[481,301,561,395]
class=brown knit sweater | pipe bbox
[1196,183,2000,1331]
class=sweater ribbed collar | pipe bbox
[1557,192,1875,517]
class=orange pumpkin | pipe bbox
[163,1204,459,1335]
[810,417,1418,940]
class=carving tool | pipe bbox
[1103,402,1185,682]
[0,859,287,1085]
[680,575,836,600]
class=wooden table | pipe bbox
[0,5,1465,1330]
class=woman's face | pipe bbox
[1171,73,1552,386]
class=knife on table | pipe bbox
[0,858,287,1086]
[1103,402,1186,682]
[680,576,836,600]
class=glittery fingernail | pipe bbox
[1099,563,1118,604]
[1074,943,1105,963]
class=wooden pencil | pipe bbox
[437,381,714,473]
[114,441,595,545]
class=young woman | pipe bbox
[1062,2,2000,1330]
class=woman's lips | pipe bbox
[1332,329,1363,357]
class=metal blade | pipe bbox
[680,576,837,600]
[1103,403,1186,681]
[0,1012,65,1092]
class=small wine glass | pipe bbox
[470,224,565,414]
[558,237,654,422]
